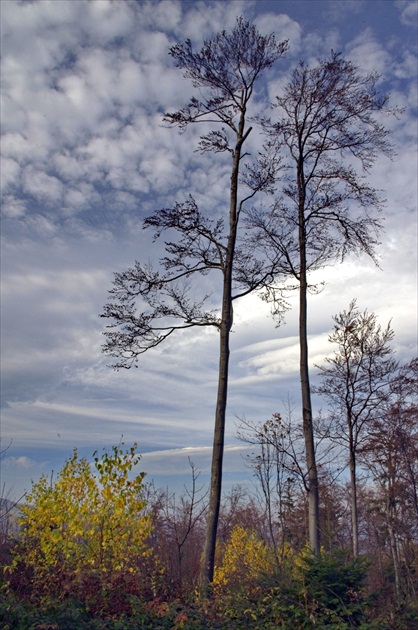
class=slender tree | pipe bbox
[239,411,308,561]
[314,300,398,557]
[248,53,395,553]
[158,459,208,597]
[101,18,288,591]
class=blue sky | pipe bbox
[1,0,417,501]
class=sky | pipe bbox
[1,0,417,503]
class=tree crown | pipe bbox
[166,16,288,132]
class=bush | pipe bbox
[210,548,374,628]
[6,444,156,615]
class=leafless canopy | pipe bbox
[247,52,397,294]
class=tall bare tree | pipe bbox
[314,300,398,557]
[248,53,395,553]
[101,18,288,591]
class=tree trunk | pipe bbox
[387,491,401,601]
[199,313,231,589]
[299,268,320,554]
[349,442,359,557]
[298,174,320,554]
[199,115,245,593]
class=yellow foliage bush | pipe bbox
[213,524,274,595]
[7,443,153,605]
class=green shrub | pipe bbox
[209,549,375,628]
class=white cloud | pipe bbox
[3,455,36,470]
[84,0,135,42]
[53,154,87,182]
[396,0,418,26]
[345,28,392,75]
[179,1,249,43]
[255,12,302,53]
[0,154,20,187]
[137,0,183,32]
[0,1,188,222]
[22,168,64,205]
[1,196,27,219]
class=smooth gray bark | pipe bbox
[298,192,320,554]
[200,114,244,588]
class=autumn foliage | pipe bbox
[5,444,156,616]
[214,524,274,595]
